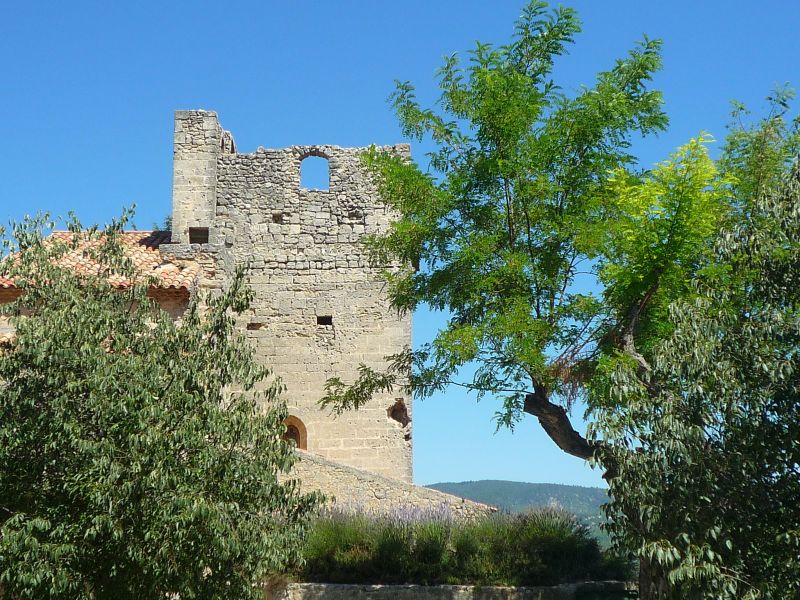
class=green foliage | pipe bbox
[314,1,800,594]
[0,212,321,599]
[597,137,730,354]
[592,103,800,598]
[427,480,608,542]
[321,1,726,430]
[152,214,173,231]
[297,508,631,586]
[721,85,800,208]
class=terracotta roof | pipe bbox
[0,231,199,291]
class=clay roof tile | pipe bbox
[0,231,200,291]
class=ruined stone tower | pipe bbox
[166,110,413,483]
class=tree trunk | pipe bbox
[523,391,674,598]
[523,390,594,460]
[638,556,671,599]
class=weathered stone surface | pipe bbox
[163,110,413,483]
[264,582,634,600]
[1,111,459,514]
[0,314,14,344]
[289,451,494,519]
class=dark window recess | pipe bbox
[272,213,284,224]
[283,416,307,450]
[388,399,410,427]
[316,315,333,326]
[188,227,209,244]
[284,424,301,446]
[247,322,264,331]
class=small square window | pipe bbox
[316,315,333,326]
[188,227,209,244]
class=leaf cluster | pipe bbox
[327,2,734,430]
[297,507,629,586]
[0,213,320,599]
[592,106,800,598]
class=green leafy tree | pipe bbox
[593,100,800,598]
[318,1,800,595]
[0,213,320,599]
[321,0,723,464]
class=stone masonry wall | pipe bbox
[0,290,23,331]
[164,110,414,482]
[0,292,18,340]
[290,451,494,520]
[0,290,187,343]
[146,289,190,321]
[265,582,633,600]
[171,111,229,245]
[0,314,14,343]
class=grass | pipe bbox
[294,505,632,586]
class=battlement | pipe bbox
[168,110,413,482]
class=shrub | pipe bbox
[0,214,321,599]
[297,506,632,586]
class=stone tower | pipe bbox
[166,110,413,483]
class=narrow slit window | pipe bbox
[316,315,333,326]
[188,227,209,244]
[300,155,330,191]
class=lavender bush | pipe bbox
[296,505,631,586]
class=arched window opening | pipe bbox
[283,415,308,450]
[300,154,330,191]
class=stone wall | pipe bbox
[265,582,634,600]
[164,110,414,483]
[147,289,190,321]
[0,290,23,340]
[290,451,494,520]
[0,289,187,350]
[0,314,14,344]
[0,293,16,341]
[171,110,232,245]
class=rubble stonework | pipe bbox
[265,582,634,600]
[162,110,414,483]
[290,451,494,519]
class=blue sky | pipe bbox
[2,1,798,487]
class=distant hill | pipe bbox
[427,480,609,539]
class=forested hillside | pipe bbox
[427,480,607,532]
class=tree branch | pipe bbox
[503,176,515,246]
[620,282,659,373]
[523,386,594,460]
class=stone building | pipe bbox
[165,110,413,482]
[0,110,491,517]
